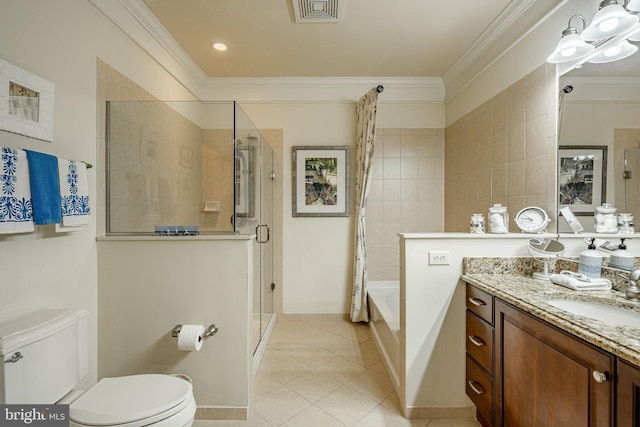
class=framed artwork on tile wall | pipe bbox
[0,58,54,142]
[292,146,350,217]
[558,145,607,215]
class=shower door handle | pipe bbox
[256,224,270,244]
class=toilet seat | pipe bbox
[70,374,195,426]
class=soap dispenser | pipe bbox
[610,238,635,271]
[578,238,603,279]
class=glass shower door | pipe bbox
[257,138,274,352]
[233,103,274,354]
[624,147,640,223]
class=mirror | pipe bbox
[558,52,640,233]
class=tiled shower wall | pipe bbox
[444,64,558,232]
[107,101,204,233]
[367,128,445,281]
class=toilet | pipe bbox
[0,308,196,426]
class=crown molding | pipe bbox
[443,0,537,87]
[200,77,445,103]
[560,76,640,102]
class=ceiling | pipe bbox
[140,0,562,79]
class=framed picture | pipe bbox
[0,58,54,142]
[292,145,350,217]
[558,145,607,216]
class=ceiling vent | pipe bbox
[292,0,345,23]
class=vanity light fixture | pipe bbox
[548,0,640,67]
[588,39,638,62]
[627,0,640,11]
[210,41,228,51]
[581,0,638,41]
[547,15,595,63]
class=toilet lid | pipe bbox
[70,374,193,426]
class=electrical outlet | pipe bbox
[429,250,450,265]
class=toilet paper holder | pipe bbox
[171,324,219,339]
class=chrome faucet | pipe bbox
[626,270,640,301]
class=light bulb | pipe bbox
[604,45,622,57]
[599,17,619,33]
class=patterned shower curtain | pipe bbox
[350,87,380,322]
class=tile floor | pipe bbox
[194,315,481,427]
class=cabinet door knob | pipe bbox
[468,335,485,347]
[468,297,486,307]
[468,380,485,395]
[593,371,609,383]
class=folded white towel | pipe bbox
[550,272,612,291]
[58,158,90,230]
[0,147,34,234]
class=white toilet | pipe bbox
[0,308,196,426]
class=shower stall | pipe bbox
[624,147,640,223]
[106,100,275,355]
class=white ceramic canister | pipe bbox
[470,213,485,234]
[488,204,509,233]
[594,203,618,233]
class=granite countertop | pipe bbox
[461,272,640,367]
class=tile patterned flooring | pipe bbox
[194,315,481,427]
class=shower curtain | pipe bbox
[350,87,380,322]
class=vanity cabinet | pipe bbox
[465,283,618,427]
[617,360,640,426]
[465,285,495,426]
[495,299,614,427]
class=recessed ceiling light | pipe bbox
[211,42,227,51]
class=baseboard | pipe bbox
[278,313,350,321]
[405,405,476,420]
[195,406,247,420]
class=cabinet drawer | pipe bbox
[466,310,494,375]
[466,354,494,426]
[466,284,494,324]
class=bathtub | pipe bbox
[367,280,400,391]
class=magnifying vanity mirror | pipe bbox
[557,43,640,233]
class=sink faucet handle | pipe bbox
[625,269,640,301]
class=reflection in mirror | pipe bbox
[558,52,640,233]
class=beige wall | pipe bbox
[444,64,558,233]
[97,238,253,419]
[367,128,445,281]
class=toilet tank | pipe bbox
[0,308,89,403]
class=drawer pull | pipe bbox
[468,297,487,307]
[468,380,485,395]
[468,335,485,347]
[593,371,609,383]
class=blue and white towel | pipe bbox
[0,147,34,234]
[25,150,61,225]
[57,158,90,229]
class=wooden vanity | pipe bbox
[463,274,640,427]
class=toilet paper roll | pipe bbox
[177,324,205,351]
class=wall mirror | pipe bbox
[557,47,640,234]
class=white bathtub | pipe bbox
[367,281,400,391]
